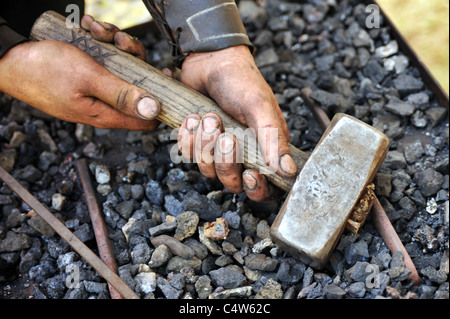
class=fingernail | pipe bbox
[202,116,220,134]
[186,116,200,132]
[137,97,159,119]
[279,154,297,175]
[243,173,257,190]
[217,134,235,154]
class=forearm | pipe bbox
[142,0,254,67]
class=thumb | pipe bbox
[88,68,160,120]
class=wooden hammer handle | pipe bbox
[30,11,308,192]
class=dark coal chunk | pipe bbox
[209,267,246,289]
[145,179,165,206]
[394,73,424,96]
[181,190,222,222]
[363,60,386,84]
[416,169,444,197]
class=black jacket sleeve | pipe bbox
[0,17,28,59]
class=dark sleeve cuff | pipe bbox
[143,0,254,67]
[0,17,29,59]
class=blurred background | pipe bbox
[377,0,449,94]
[85,0,449,94]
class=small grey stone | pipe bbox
[403,140,424,164]
[115,200,135,220]
[255,48,279,67]
[238,0,268,29]
[297,282,322,299]
[5,209,26,228]
[157,277,183,299]
[322,284,346,299]
[184,238,209,260]
[394,73,424,96]
[345,261,372,282]
[175,211,199,241]
[150,235,195,259]
[0,231,31,252]
[384,150,407,170]
[16,164,42,183]
[168,272,186,290]
[38,151,58,171]
[348,282,366,298]
[166,168,190,193]
[181,191,222,222]
[27,214,55,238]
[420,267,447,284]
[37,129,58,153]
[363,60,386,84]
[132,243,152,264]
[241,213,259,236]
[95,164,111,184]
[375,173,393,197]
[149,244,172,268]
[209,267,246,289]
[195,275,213,299]
[222,211,241,229]
[149,221,177,237]
[255,278,283,299]
[345,240,370,265]
[134,272,157,294]
[73,223,94,243]
[256,220,271,239]
[83,281,108,294]
[244,253,278,272]
[145,180,164,206]
[130,184,144,200]
[425,107,448,127]
[417,169,444,197]
[128,159,151,175]
[166,256,202,274]
[198,225,223,255]
[56,252,78,269]
[385,98,415,117]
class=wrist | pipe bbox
[0,20,29,59]
[184,45,252,66]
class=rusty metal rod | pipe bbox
[0,165,140,299]
[76,158,123,299]
[301,87,421,286]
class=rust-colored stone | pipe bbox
[204,218,229,240]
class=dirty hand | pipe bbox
[0,15,159,130]
[178,45,296,201]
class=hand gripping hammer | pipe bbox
[30,11,390,269]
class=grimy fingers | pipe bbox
[194,113,223,178]
[214,132,243,194]
[178,114,201,161]
[242,169,284,202]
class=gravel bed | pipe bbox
[0,0,448,300]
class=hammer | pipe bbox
[30,11,389,269]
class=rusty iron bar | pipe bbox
[0,165,140,299]
[76,158,123,299]
[300,88,421,286]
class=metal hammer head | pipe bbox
[270,114,389,269]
